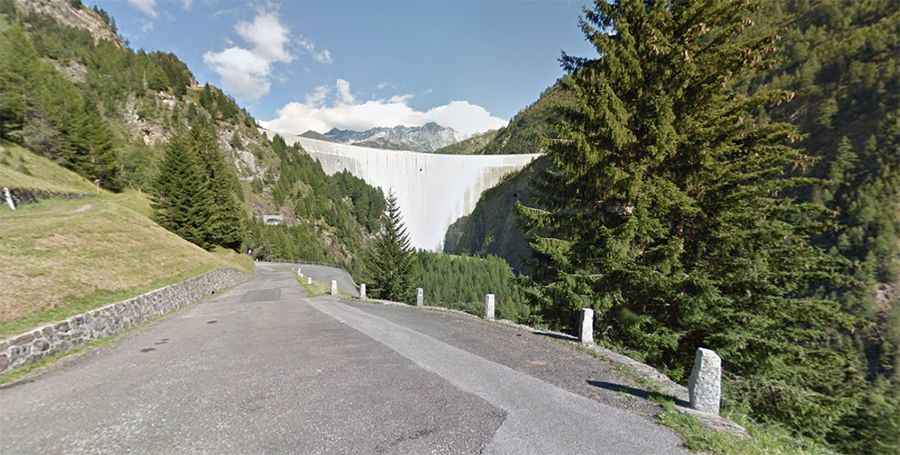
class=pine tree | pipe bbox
[187,117,243,250]
[151,129,211,248]
[365,191,413,301]
[517,0,865,442]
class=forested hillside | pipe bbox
[0,0,385,272]
[434,82,576,155]
[449,1,898,452]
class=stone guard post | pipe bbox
[330,280,338,296]
[3,187,14,211]
[297,267,303,277]
[580,308,594,344]
[307,277,313,285]
[688,347,722,415]
[360,283,367,300]
[416,288,424,306]
[484,294,495,321]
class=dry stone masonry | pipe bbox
[0,268,250,378]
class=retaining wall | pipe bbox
[0,267,250,376]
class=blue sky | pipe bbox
[91,0,594,136]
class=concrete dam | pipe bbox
[289,137,540,251]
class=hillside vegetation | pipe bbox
[0,145,251,337]
[449,1,898,453]
[434,82,576,155]
[0,0,385,273]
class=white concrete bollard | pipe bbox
[307,277,313,285]
[484,294,495,321]
[580,308,594,344]
[3,187,14,211]
[688,348,722,415]
[360,283,367,300]
[330,280,338,296]
[416,288,424,306]
[297,267,303,277]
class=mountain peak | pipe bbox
[312,123,460,153]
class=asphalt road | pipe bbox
[296,263,359,297]
[0,263,687,454]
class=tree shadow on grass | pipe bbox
[588,380,689,407]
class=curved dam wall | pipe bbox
[290,137,540,251]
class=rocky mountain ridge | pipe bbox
[301,122,460,153]
[14,0,122,46]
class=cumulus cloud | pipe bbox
[204,9,294,102]
[261,80,507,138]
[204,9,333,102]
[127,0,158,18]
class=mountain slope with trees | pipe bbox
[0,0,386,273]
[449,1,897,452]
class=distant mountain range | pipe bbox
[300,122,460,153]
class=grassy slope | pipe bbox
[0,146,252,337]
[0,142,99,193]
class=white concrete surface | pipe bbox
[580,309,594,344]
[289,137,540,251]
[484,294,496,321]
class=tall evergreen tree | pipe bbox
[187,117,243,250]
[151,129,211,248]
[518,0,865,442]
[365,192,413,301]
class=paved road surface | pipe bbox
[0,263,687,454]
[297,263,359,297]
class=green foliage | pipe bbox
[150,118,244,251]
[365,192,414,301]
[244,135,385,275]
[433,129,499,155]
[150,129,211,248]
[518,0,870,446]
[407,251,535,321]
[445,158,546,273]
[0,22,123,190]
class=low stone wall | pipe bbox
[6,187,92,207]
[0,268,250,377]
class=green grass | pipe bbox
[298,277,329,297]
[656,401,837,455]
[0,146,254,338]
[0,142,100,194]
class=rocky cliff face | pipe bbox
[302,122,461,153]
[14,0,122,46]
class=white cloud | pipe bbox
[335,79,355,105]
[261,80,507,137]
[298,36,333,64]
[181,0,193,10]
[205,8,332,102]
[203,47,272,102]
[314,49,332,64]
[235,11,293,63]
[127,0,158,18]
[204,9,294,102]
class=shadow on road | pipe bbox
[587,380,689,407]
